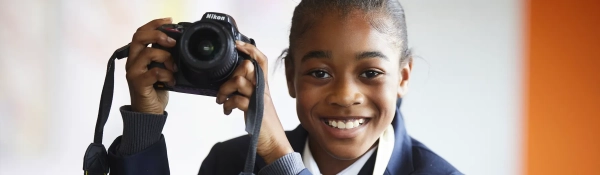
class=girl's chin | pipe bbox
[321,144,374,160]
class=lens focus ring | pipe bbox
[209,51,238,80]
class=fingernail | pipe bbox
[167,37,176,43]
[216,97,221,104]
[162,17,172,21]
[173,64,178,72]
[236,41,245,45]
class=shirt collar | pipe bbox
[302,138,378,175]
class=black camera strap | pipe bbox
[242,57,264,175]
[83,44,264,175]
[82,44,129,175]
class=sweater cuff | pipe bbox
[118,105,168,156]
[258,152,306,175]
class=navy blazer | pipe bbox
[107,99,463,174]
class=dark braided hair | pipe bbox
[280,0,413,67]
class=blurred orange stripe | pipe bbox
[524,0,600,174]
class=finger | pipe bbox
[232,60,255,84]
[137,17,172,32]
[129,17,173,63]
[216,75,254,104]
[222,95,250,115]
[128,47,173,75]
[127,30,176,70]
[133,30,177,49]
[163,57,176,73]
[235,41,269,79]
[129,67,175,89]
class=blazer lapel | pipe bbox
[357,149,377,175]
[288,125,310,155]
[385,98,415,175]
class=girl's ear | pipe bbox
[285,56,297,98]
[397,60,413,98]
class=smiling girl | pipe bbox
[106,0,462,174]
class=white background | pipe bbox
[0,0,522,174]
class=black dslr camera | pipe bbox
[83,12,263,175]
[149,12,255,96]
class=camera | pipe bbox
[148,12,255,96]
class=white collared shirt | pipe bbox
[302,138,378,175]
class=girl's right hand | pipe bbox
[126,18,177,114]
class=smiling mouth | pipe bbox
[321,118,370,129]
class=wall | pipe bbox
[401,1,522,174]
[0,0,522,174]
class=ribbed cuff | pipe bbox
[258,152,306,175]
[118,105,168,156]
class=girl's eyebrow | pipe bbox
[301,50,389,63]
[301,50,332,63]
[356,51,389,61]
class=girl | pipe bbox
[109,0,462,174]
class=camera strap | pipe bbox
[242,55,264,175]
[82,43,264,175]
[82,44,129,175]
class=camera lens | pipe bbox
[188,29,221,61]
[198,40,215,56]
[179,20,239,84]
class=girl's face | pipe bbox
[286,11,411,159]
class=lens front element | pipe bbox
[198,40,215,56]
[188,29,221,61]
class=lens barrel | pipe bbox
[178,21,239,83]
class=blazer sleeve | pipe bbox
[107,135,171,175]
[199,141,311,175]
[257,152,312,175]
[105,106,171,175]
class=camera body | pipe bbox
[149,12,255,96]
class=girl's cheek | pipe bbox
[296,82,318,108]
[297,77,326,95]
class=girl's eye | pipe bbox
[359,70,383,78]
[309,70,331,78]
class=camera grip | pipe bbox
[148,27,177,91]
[147,62,170,90]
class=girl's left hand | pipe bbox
[215,41,294,164]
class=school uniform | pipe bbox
[107,99,463,175]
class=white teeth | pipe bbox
[338,121,346,129]
[325,119,367,129]
[346,121,354,128]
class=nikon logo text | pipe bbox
[206,14,225,20]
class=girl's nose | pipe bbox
[325,79,365,107]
